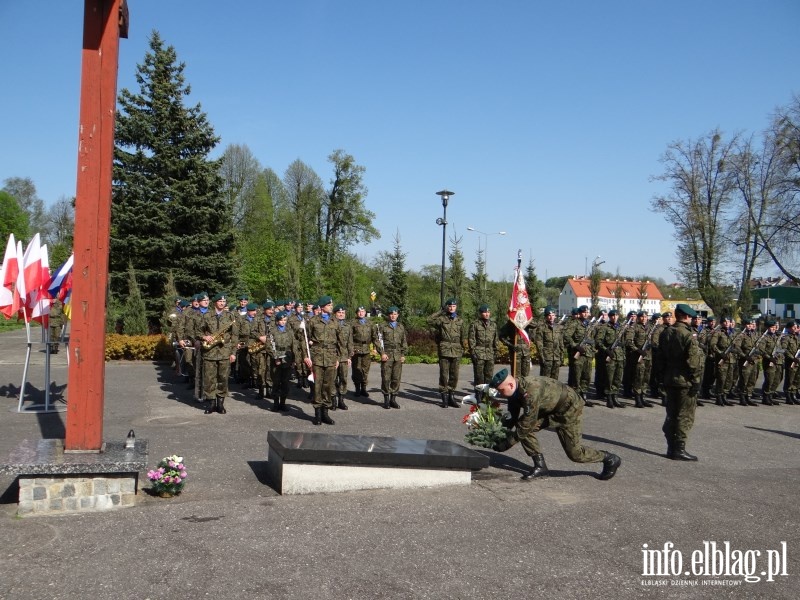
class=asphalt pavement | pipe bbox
[0,327,798,599]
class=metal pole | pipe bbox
[440,201,447,308]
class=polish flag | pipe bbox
[507,257,533,345]
[0,234,19,319]
[22,233,43,304]
[30,244,51,324]
[14,240,27,321]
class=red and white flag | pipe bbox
[0,234,19,319]
[507,258,533,344]
[22,233,43,303]
[30,244,51,324]
[14,239,27,321]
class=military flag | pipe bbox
[507,250,533,344]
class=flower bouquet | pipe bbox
[462,386,511,449]
[147,455,187,497]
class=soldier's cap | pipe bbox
[543,306,556,316]
[478,304,490,313]
[571,308,578,316]
[764,319,776,327]
[742,317,755,325]
[674,304,697,318]
[246,302,259,311]
[179,300,190,308]
[661,311,672,318]
[198,292,210,301]
[237,294,248,301]
[262,301,275,309]
[637,311,646,317]
[707,315,717,321]
[211,293,226,302]
[357,305,367,311]
[445,298,457,306]
[174,296,182,302]
[387,305,399,314]
[490,368,509,388]
[334,304,346,312]
[785,320,796,328]
[608,309,618,316]
[275,311,289,320]
[627,310,636,317]
[577,305,589,312]
[318,295,333,307]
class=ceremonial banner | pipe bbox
[507,256,533,345]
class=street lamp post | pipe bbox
[436,190,454,308]
[467,226,507,295]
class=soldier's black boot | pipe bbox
[522,454,549,480]
[745,394,758,406]
[447,391,460,408]
[612,394,625,408]
[216,397,227,414]
[204,398,217,414]
[789,392,799,405]
[761,393,773,406]
[279,396,288,411]
[670,441,698,461]
[440,393,448,408]
[361,383,370,398]
[605,394,614,409]
[634,393,644,408]
[271,396,280,412]
[321,407,335,425]
[580,391,596,408]
[722,394,734,406]
[665,440,675,459]
[715,394,726,407]
[337,394,348,410]
[599,452,621,481]
[258,386,265,399]
[738,393,748,406]
[389,394,400,409]
[312,407,322,426]
[641,393,655,408]
[383,394,391,409]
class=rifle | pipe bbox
[770,329,787,365]
[573,317,599,359]
[791,347,800,370]
[719,328,745,365]
[606,317,635,363]
[375,324,386,355]
[742,330,769,367]
[638,322,658,363]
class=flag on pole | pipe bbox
[22,233,43,304]
[47,254,74,301]
[30,244,51,324]
[0,234,19,319]
[507,251,533,344]
[14,239,27,321]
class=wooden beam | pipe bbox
[65,0,123,451]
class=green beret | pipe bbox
[785,320,796,328]
[357,305,367,311]
[742,317,754,325]
[334,304,346,312]
[275,311,289,320]
[490,368,509,388]
[211,293,226,302]
[637,311,646,317]
[387,305,399,313]
[675,304,697,318]
[764,319,776,327]
[627,310,636,317]
[543,306,556,316]
[652,312,662,319]
[198,292,209,301]
[262,301,275,309]
[478,304,490,312]
[578,305,589,312]
[246,302,259,311]
[179,300,190,308]
[571,308,578,316]
[608,309,618,316]
[318,295,333,307]
[445,298,457,306]
[237,294,248,301]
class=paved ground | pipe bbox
[0,327,798,599]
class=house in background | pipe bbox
[558,277,664,316]
[749,277,800,320]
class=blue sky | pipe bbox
[2,1,798,284]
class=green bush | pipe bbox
[105,334,172,361]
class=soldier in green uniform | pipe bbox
[233,300,255,385]
[427,298,466,408]
[302,295,341,425]
[649,311,670,401]
[734,317,761,406]
[260,301,276,397]
[199,293,238,414]
[531,307,564,380]
[181,292,209,401]
[468,304,499,386]
[350,305,373,397]
[595,309,627,408]
[699,316,718,399]
[624,311,655,408]
[710,317,738,406]
[489,368,621,481]
[374,306,408,408]
[332,304,352,411]
[268,311,299,412]
[782,320,800,404]
[657,304,703,461]
[758,320,785,405]
[49,298,64,353]
[498,318,533,378]
[563,305,596,407]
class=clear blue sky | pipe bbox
[2,1,797,284]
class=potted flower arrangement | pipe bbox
[147,455,187,497]
[462,386,511,449]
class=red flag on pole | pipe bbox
[508,251,533,344]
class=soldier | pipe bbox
[332,304,352,411]
[699,316,718,400]
[49,298,64,353]
[621,310,638,397]
[374,305,408,409]
[199,293,237,414]
[531,307,564,380]
[657,304,703,461]
[350,305,373,397]
[595,309,628,408]
[302,295,341,425]
[783,320,800,404]
[289,301,310,389]
[235,294,249,318]
[181,292,209,400]
[427,298,466,408]
[468,304,499,386]
[594,309,610,398]
[624,311,655,408]
[649,311,669,401]
[709,317,738,406]
[563,305,596,407]
[235,302,259,387]
[689,313,708,407]
[489,368,621,481]
[268,311,299,412]
[498,318,533,378]
[758,320,785,405]
[734,318,761,406]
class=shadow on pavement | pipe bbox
[744,425,800,440]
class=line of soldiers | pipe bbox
[167,292,409,423]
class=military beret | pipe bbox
[357,305,367,311]
[578,305,589,312]
[742,317,755,325]
[387,305,399,313]
[262,301,275,309]
[652,312,662,318]
[198,292,209,301]
[785,320,796,328]
[237,294,248,301]
[627,310,637,317]
[334,304,346,312]
[675,304,697,318]
[445,298,457,306]
[478,304,490,312]
[275,311,289,320]
[764,319,776,327]
[175,296,182,302]
[318,295,333,307]
[490,368,509,388]
[608,309,618,316]
[543,306,556,316]
[211,293,226,302]
[707,315,717,321]
[571,308,578,316]
[637,311,646,317]
[661,311,672,318]
[246,302,259,311]
[179,300,190,308]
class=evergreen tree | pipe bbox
[525,257,545,311]
[447,234,470,315]
[470,247,487,306]
[111,31,235,323]
[121,264,148,335]
[160,271,180,334]
[385,232,409,317]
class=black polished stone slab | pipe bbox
[0,439,148,476]
[268,431,488,470]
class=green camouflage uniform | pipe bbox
[625,321,650,396]
[595,320,626,396]
[531,320,564,379]
[735,329,761,399]
[49,299,64,352]
[468,317,499,386]
[759,331,785,399]
[303,314,342,409]
[269,324,299,403]
[563,317,595,395]
[374,319,408,395]
[427,310,466,393]
[710,327,739,398]
[200,309,238,402]
[498,319,532,377]
[334,317,353,398]
[350,316,374,390]
[783,331,800,398]
[658,321,703,446]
